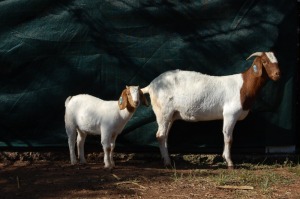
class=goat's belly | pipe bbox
[175,111,223,122]
[77,124,100,135]
[76,114,102,135]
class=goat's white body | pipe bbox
[142,69,249,167]
[145,70,249,122]
[142,52,280,168]
[66,95,132,135]
[65,94,134,169]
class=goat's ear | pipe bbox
[118,89,128,110]
[251,57,262,77]
[139,89,149,107]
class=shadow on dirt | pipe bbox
[1,152,299,198]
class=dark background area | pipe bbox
[0,0,298,154]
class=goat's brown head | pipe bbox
[246,52,281,81]
[118,86,149,111]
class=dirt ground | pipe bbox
[1,152,300,199]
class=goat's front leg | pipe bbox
[222,114,238,169]
[101,131,112,169]
[109,133,118,169]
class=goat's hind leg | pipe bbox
[77,130,87,164]
[66,125,77,165]
[156,117,173,167]
[151,97,174,167]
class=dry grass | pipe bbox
[168,154,300,198]
[1,152,300,199]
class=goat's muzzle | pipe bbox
[132,101,140,108]
[271,71,281,81]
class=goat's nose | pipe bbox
[133,101,139,107]
[273,71,281,80]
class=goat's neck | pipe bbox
[120,105,136,120]
[126,103,136,113]
[240,67,268,110]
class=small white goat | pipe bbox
[65,86,148,169]
[141,52,280,169]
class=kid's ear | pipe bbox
[139,89,149,107]
[118,89,128,110]
[251,57,262,77]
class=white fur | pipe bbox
[142,70,249,168]
[265,52,277,63]
[64,87,140,169]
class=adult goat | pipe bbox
[141,52,280,168]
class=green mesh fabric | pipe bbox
[0,1,297,152]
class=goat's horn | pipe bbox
[246,52,263,60]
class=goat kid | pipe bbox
[141,52,280,169]
[65,86,148,169]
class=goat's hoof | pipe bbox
[70,161,77,165]
[163,161,173,169]
[164,164,172,169]
[104,165,114,172]
[163,163,172,168]
[163,158,172,167]
[227,166,235,170]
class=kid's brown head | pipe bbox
[118,86,148,111]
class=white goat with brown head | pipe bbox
[141,52,280,169]
[65,86,148,170]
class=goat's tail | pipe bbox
[141,86,149,94]
[65,96,73,107]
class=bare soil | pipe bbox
[1,152,300,199]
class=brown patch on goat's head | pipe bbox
[262,52,280,81]
[118,86,141,112]
[246,52,281,81]
[240,52,280,110]
[250,56,263,78]
[118,88,128,110]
